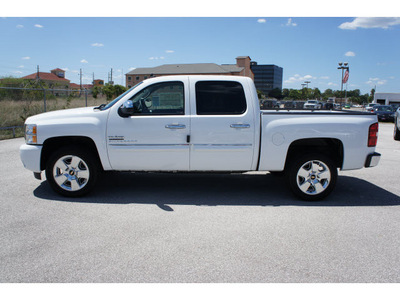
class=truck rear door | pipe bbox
[189,78,257,171]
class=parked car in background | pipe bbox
[365,103,379,112]
[324,102,334,110]
[304,100,321,110]
[394,107,400,141]
[391,103,400,111]
[284,101,295,109]
[344,104,351,109]
[261,99,279,109]
[374,105,395,122]
[293,101,305,109]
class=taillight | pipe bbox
[368,122,379,147]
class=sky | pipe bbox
[1,6,400,95]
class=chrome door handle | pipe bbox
[230,124,250,129]
[165,124,186,129]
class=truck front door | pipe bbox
[107,79,190,171]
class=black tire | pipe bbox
[286,153,337,201]
[45,146,99,197]
[394,118,400,141]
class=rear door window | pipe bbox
[195,81,247,115]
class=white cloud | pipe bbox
[345,51,356,57]
[13,71,23,74]
[339,17,400,30]
[328,82,338,86]
[257,18,266,23]
[80,59,88,63]
[320,76,330,80]
[21,56,30,60]
[34,24,43,28]
[91,43,104,47]
[149,57,164,60]
[16,25,23,29]
[17,65,24,68]
[165,50,175,53]
[128,67,136,71]
[366,77,387,86]
[284,74,315,84]
[286,18,297,27]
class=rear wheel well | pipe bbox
[40,136,103,171]
[285,138,344,170]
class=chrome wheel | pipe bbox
[53,155,90,192]
[296,160,331,195]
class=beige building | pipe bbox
[125,56,254,88]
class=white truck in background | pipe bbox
[20,75,381,201]
[304,100,321,110]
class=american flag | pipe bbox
[343,69,349,83]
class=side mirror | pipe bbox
[118,100,134,117]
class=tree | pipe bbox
[313,88,321,100]
[92,86,100,99]
[256,89,265,99]
[370,88,375,103]
[289,89,301,100]
[282,88,290,99]
[268,88,282,99]
[102,84,127,101]
[103,84,114,100]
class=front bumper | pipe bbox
[20,144,43,173]
[365,152,381,168]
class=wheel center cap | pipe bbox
[69,170,75,176]
[310,175,316,180]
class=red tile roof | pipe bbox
[70,83,93,89]
[22,72,70,82]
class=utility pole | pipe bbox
[79,68,83,97]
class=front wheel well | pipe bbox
[40,136,103,171]
[285,138,344,170]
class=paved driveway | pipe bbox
[1,122,399,282]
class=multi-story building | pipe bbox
[125,56,254,88]
[250,62,283,95]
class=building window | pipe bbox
[136,76,140,80]
[128,76,132,81]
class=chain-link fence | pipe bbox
[0,87,106,140]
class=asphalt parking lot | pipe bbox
[1,122,399,283]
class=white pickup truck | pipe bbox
[304,100,321,110]
[20,75,381,200]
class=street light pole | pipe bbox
[338,62,349,103]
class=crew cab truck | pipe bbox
[20,75,381,200]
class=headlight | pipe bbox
[25,124,37,144]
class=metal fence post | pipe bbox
[85,89,88,107]
[43,89,47,112]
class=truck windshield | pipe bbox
[100,82,143,110]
